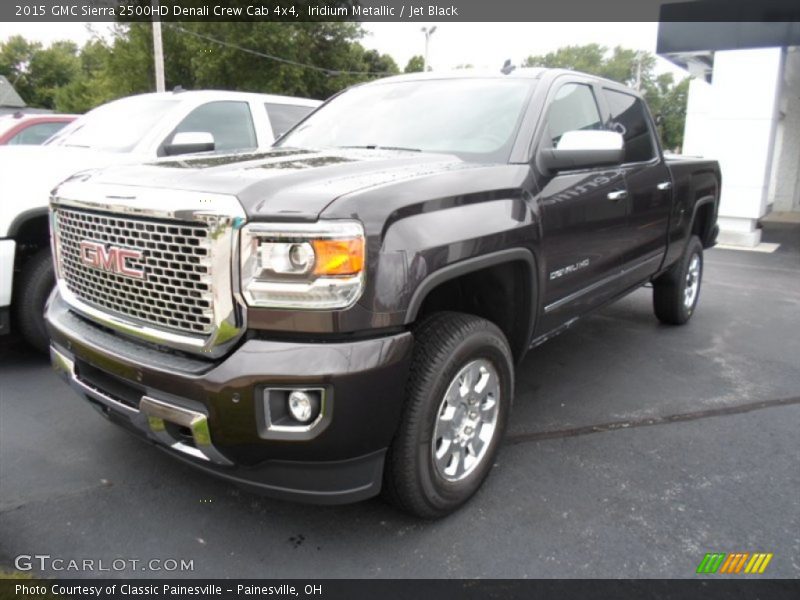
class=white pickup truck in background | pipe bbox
[0,89,320,351]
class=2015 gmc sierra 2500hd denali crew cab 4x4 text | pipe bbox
[45,69,720,518]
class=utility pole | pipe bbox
[421,26,437,72]
[152,0,165,92]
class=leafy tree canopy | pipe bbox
[404,55,425,73]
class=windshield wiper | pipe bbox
[336,145,422,152]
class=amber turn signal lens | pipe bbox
[312,238,364,276]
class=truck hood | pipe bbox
[80,147,481,220]
[0,145,130,235]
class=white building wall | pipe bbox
[683,78,713,157]
[767,47,800,213]
[682,48,785,246]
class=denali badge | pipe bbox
[79,240,145,280]
[549,258,590,280]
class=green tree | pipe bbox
[26,41,81,108]
[0,35,40,103]
[404,55,425,73]
[167,22,370,99]
[360,49,399,78]
[523,44,688,149]
[0,36,82,109]
[524,43,607,76]
[651,76,690,152]
[54,39,116,113]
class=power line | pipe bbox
[167,25,393,77]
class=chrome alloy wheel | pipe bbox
[684,254,701,310]
[432,359,500,482]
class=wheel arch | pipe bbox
[690,196,718,248]
[8,207,50,248]
[404,248,538,362]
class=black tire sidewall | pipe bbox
[413,326,513,512]
[14,249,55,353]
[653,235,704,326]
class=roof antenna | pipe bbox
[501,59,516,75]
[172,85,185,93]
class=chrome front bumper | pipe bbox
[51,345,232,466]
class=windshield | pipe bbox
[47,96,179,153]
[278,78,534,162]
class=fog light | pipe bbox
[288,390,319,423]
[260,387,328,438]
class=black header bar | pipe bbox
[3,0,800,23]
[2,579,800,600]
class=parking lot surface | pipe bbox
[1,224,798,578]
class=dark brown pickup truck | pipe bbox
[46,68,720,518]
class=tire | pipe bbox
[383,312,514,518]
[653,235,704,325]
[13,248,55,354]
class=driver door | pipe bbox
[533,80,630,332]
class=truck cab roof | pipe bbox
[122,88,321,107]
[363,67,646,100]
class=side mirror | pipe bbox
[164,131,215,156]
[539,130,624,172]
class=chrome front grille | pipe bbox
[54,207,215,335]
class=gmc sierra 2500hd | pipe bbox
[46,69,720,518]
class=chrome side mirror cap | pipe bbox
[165,131,215,156]
[540,130,624,172]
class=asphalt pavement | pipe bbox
[1,224,798,578]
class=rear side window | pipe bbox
[603,90,656,163]
[265,103,314,139]
[8,121,67,145]
[543,83,603,148]
[170,101,257,153]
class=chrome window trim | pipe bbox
[50,180,248,358]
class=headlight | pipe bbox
[240,221,365,309]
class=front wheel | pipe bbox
[383,312,514,518]
[13,248,55,354]
[653,235,704,325]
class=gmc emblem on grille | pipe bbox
[79,240,145,280]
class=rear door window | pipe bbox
[168,101,257,153]
[265,103,315,139]
[603,89,656,163]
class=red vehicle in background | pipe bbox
[0,113,77,145]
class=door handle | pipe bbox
[657,181,672,191]
[607,190,628,202]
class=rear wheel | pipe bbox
[383,312,513,518]
[14,248,55,354]
[653,235,704,325]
